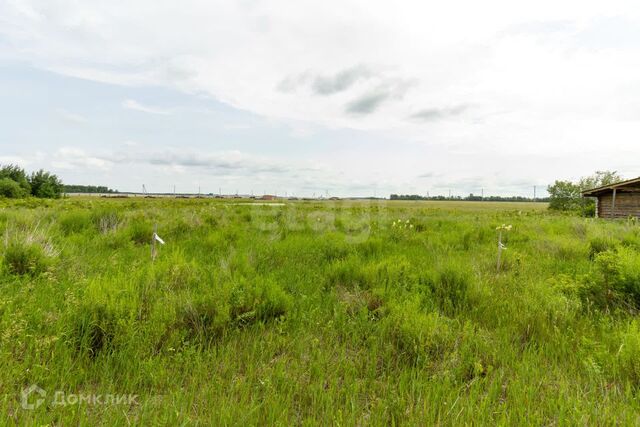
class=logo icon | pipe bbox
[21,384,46,410]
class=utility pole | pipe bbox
[481,188,484,199]
[533,186,537,201]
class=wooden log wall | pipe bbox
[598,191,640,218]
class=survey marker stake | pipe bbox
[496,224,512,272]
[151,224,165,261]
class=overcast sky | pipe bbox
[1,0,639,197]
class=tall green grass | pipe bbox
[1,197,640,424]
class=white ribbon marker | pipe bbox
[153,233,165,245]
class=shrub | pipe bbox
[29,169,63,198]
[0,178,27,198]
[547,180,582,212]
[2,242,50,276]
[582,203,596,218]
[0,164,31,195]
[594,247,640,308]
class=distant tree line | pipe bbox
[63,185,117,194]
[547,170,621,216]
[390,194,549,202]
[0,164,63,199]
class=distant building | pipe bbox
[582,177,640,219]
[260,194,277,201]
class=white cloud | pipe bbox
[122,99,171,115]
[1,1,640,195]
[0,155,29,166]
[49,146,316,177]
[3,1,639,129]
[52,147,113,170]
[56,108,88,123]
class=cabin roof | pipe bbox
[582,176,640,197]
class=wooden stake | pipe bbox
[497,231,503,272]
[151,223,158,261]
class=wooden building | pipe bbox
[582,177,640,219]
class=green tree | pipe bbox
[578,171,623,216]
[578,170,623,192]
[29,170,63,198]
[547,180,582,211]
[0,164,30,196]
[0,178,26,198]
[548,170,623,216]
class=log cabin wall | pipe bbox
[597,192,640,218]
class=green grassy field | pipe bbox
[1,197,640,425]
